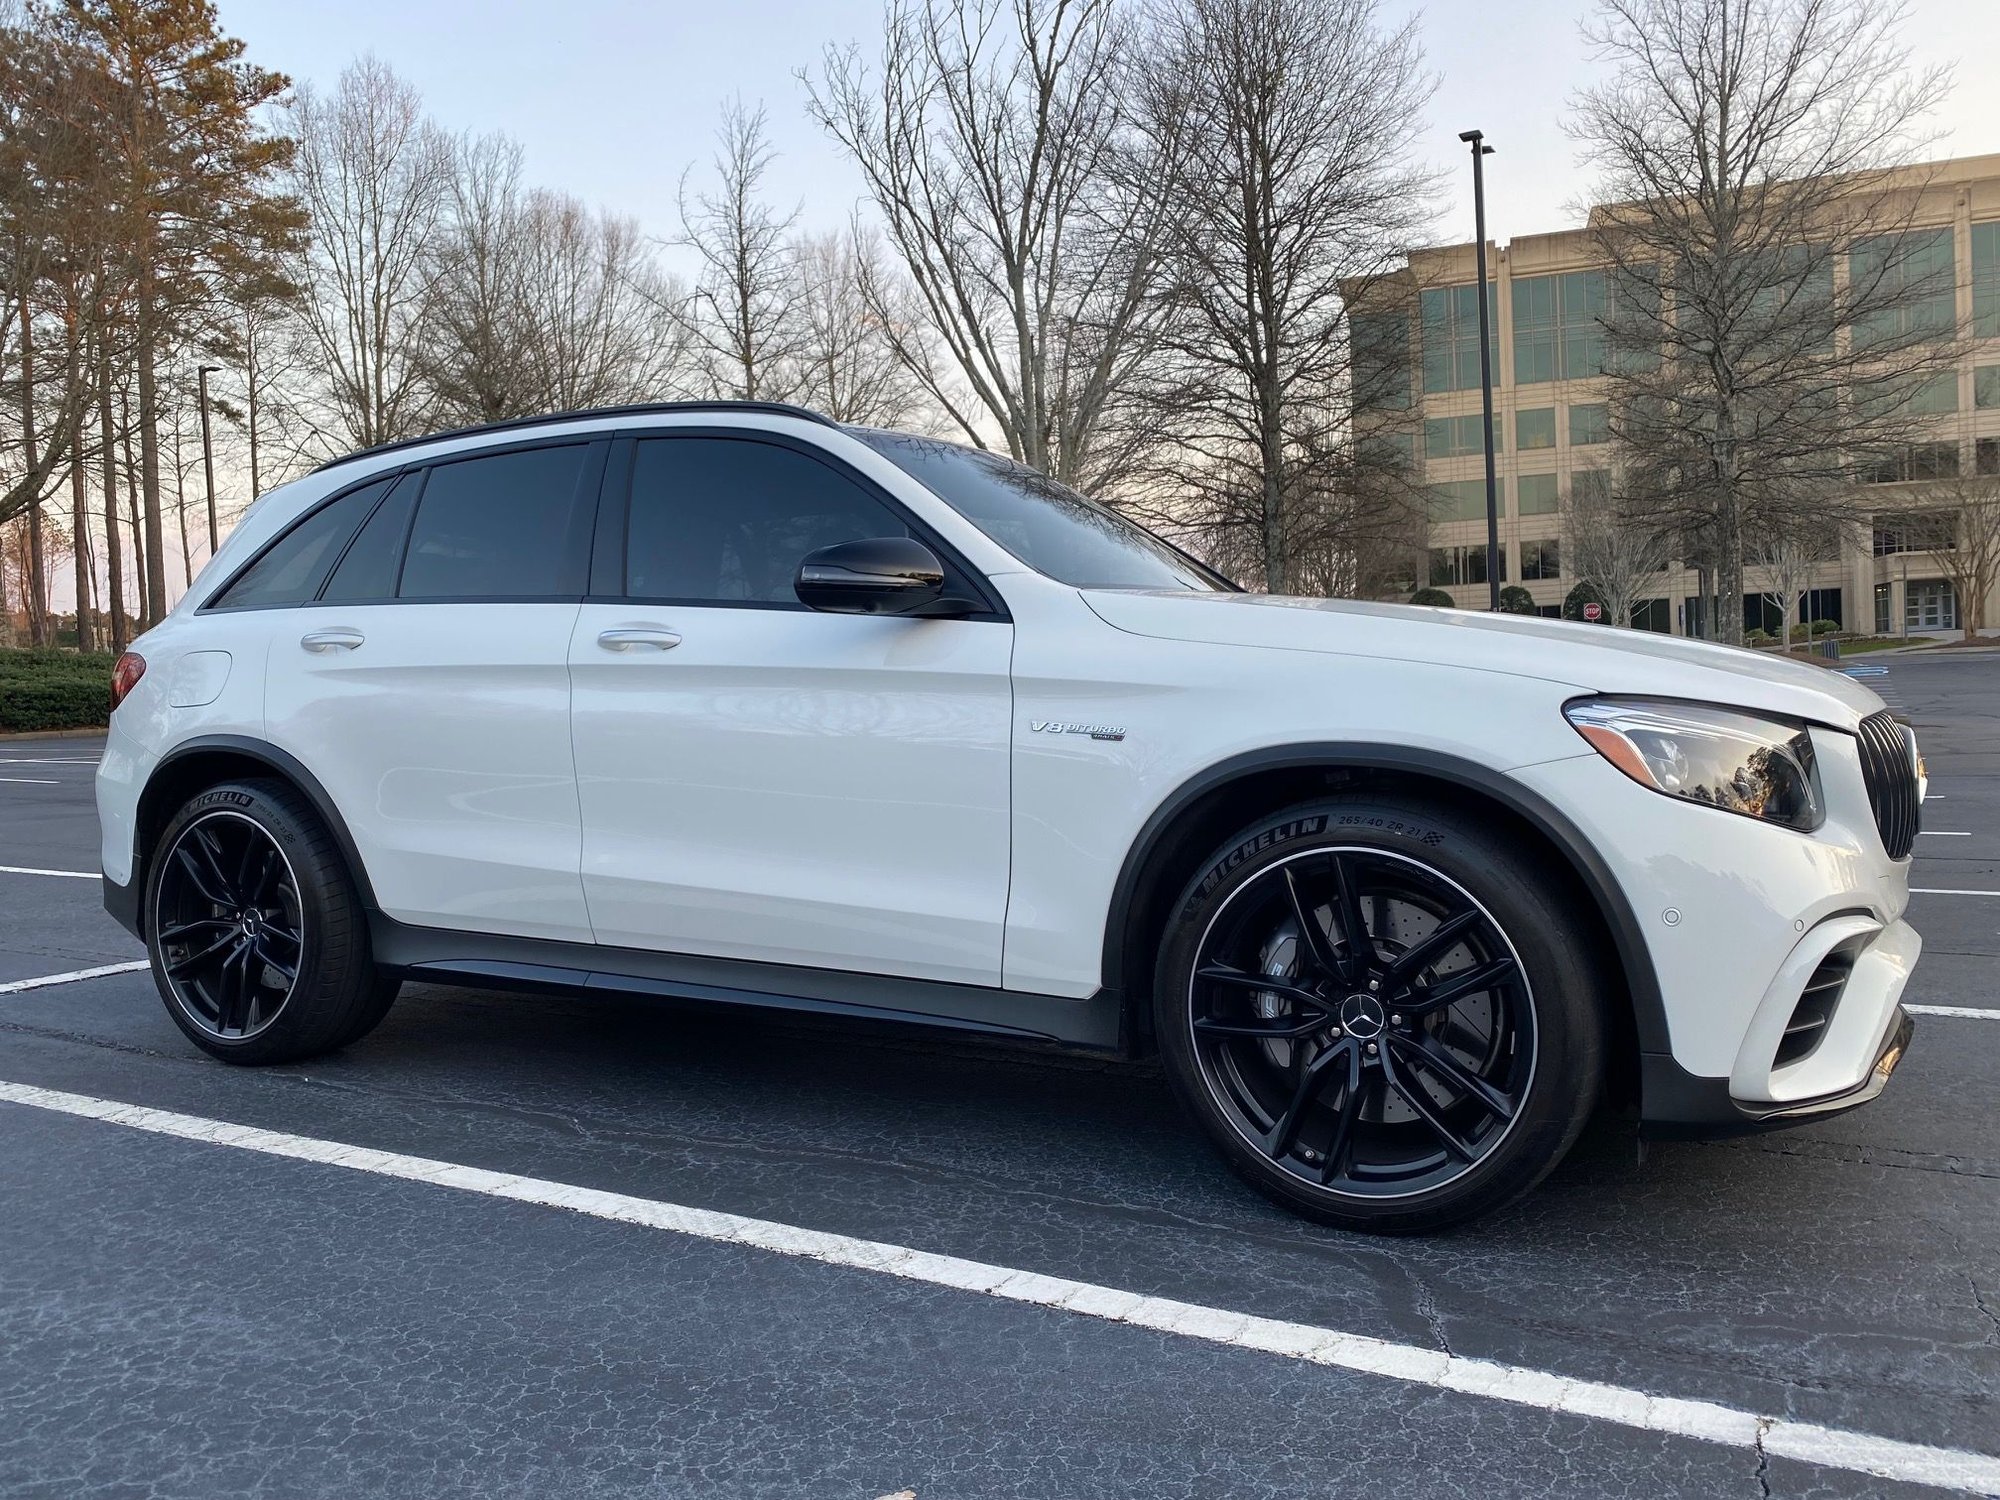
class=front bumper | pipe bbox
[1641,1007,1914,1135]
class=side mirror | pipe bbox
[795,536,948,615]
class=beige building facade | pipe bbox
[1357,153,2000,636]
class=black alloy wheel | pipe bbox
[1187,846,1535,1199]
[155,810,303,1041]
[1155,796,1604,1233]
[147,779,399,1065]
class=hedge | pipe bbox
[0,649,117,733]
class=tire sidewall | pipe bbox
[1153,796,1603,1233]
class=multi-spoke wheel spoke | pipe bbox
[153,813,302,1042]
[1187,846,1535,1200]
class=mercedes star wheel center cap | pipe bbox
[1339,993,1386,1039]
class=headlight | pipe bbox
[1564,698,1823,831]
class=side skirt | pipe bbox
[368,916,1125,1052]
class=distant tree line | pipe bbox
[4,0,1985,651]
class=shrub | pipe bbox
[1497,585,1536,615]
[1409,587,1456,607]
[1809,619,1840,636]
[0,649,116,732]
[1562,581,1609,623]
[1744,628,1771,644]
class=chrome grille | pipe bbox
[1854,710,1919,860]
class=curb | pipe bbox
[0,727,109,742]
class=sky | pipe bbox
[214,0,2000,258]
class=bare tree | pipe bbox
[420,132,538,423]
[807,0,1160,487]
[1907,472,2000,641]
[1125,0,1434,592]
[675,99,800,401]
[788,225,931,426]
[1572,0,1956,645]
[1750,519,1828,650]
[1562,469,1674,629]
[286,54,451,450]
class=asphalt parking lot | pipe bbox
[1,655,1996,1499]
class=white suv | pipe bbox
[96,402,1923,1232]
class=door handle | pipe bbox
[597,626,682,652]
[300,627,365,653]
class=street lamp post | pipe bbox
[196,365,222,556]
[1459,129,1500,612]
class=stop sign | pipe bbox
[1582,602,1603,622]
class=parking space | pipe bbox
[1,667,1996,1498]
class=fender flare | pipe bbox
[137,734,381,912]
[1100,742,1672,1056]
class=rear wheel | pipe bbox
[146,779,396,1065]
[1153,795,1605,1233]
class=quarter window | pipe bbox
[625,437,912,605]
[399,445,589,600]
[320,474,418,603]
[207,477,394,610]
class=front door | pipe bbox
[568,432,1014,986]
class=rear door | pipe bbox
[264,441,605,942]
[567,431,1014,985]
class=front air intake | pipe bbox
[1854,710,1919,860]
[1777,950,1852,1067]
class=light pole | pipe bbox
[1459,129,1500,611]
[196,365,222,556]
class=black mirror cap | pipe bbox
[795,536,947,615]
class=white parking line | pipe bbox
[0,1080,1994,1495]
[1921,831,1972,837]
[0,961,148,995]
[0,865,97,880]
[0,777,59,785]
[1912,888,2000,898]
[0,758,99,765]
[1907,1004,2000,1020]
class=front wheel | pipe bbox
[1153,795,1606,1234]
[146,778,396,1065]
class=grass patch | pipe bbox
[0,649,116,732]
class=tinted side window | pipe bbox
[626,437,909,604]
[208,478,394,610]
[320,473,418,603]
[399,445,588,600]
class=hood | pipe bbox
[1082,591,1886,729]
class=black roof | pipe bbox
[312,400,841,473]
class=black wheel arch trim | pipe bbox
[1102,742,1674,1060]
[127,735,382,921]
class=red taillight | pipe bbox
[110,651,146,712]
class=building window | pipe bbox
[1517,473,1559,515]
[1353,312,1412,411]
[1875,581,1893,636]
[1906,579,1958,632]
[1420,283,1495,394]
[1429,545,1504,585]
[1424,413,1488,458]
[1512,271,1607,384]
[1515,408,1555,449]
[1428,478,1495,522]
[1568,403,1610,446]
[1873,512,1956,555]
[1850,229,1956,348]
[1862,442,1961,484]
[1631,598,1671,634]
[1571,468,1611,504]
[1359,431,1416,469]
[1904,372,1958,415]
[1976,365,2000,409]
[1974,222,2000,340]
[1520,538,1561,579]
[1980,437,1999,476]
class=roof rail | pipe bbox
[312,400,841,473]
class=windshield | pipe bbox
[851,429,1229,592]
